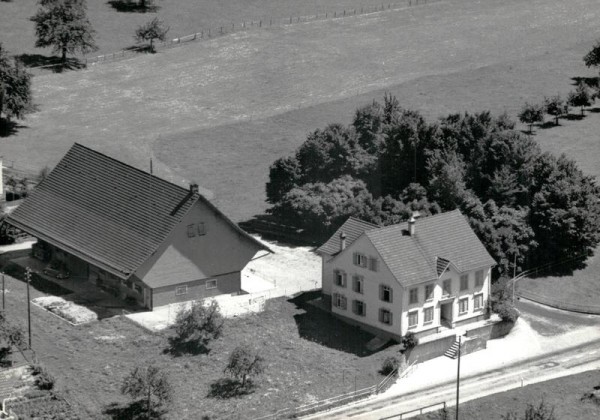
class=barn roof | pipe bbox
[6,143,269,280]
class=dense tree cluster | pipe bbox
[267,95,600,277]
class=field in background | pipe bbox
[0,0,420,56]
[2,0,600,223]
[412,369,600,419]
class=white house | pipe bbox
[316,210,496,341]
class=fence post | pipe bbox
[343,9,346,16]
[220,26,223,34]
[259,20,262,27]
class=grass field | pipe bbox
[2,0,600,223]
[0,274,398,419]
[0,0,417,57]
[412,369,600,419]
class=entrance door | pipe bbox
[440,301,453,328]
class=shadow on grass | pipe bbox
[571,76,599,88]
[519,129,536,136]
[0,119,26,137]
[238,214,322,247]
[565,113,585,121]
[103,400,166,420]
[289,291,394,357]
[163,337,210,357]
[207,378,255,399]
[589,107,600,113]
[15,54,85,73]
[538,121,559,130]
[107,0,159,13]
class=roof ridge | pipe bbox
[72,143,190,194]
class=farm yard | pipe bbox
[2,0,600,418]
[1,0,599,222]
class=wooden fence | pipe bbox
[83,0,440,66]
[381,401,447,419]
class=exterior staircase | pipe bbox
[444,339,460,359]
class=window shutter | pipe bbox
[389,287,393,303]
[379,285,383,300]
[363,302,366,316]
[342,273,347,287]
[353,252,358,265]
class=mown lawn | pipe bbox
[3,0,600,223]
[412,369,600,420]
[1,274,398,419]
[0,0,416,57]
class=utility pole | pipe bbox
[456,335,461,420]
[1,271,5,312]
[26,267,31,348]
[512,253,518,304]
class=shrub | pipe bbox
[495,300,519,323]
[171,300,224,354]
[224,346,264,388]
[31,364,55,390]
[121,364,172,417]
[401,332,418,352]
[380,356,401,376]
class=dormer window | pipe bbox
[197,222,206,236]
[353,252,368,268]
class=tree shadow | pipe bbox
[107,0,159,13]
[519,129,536,136]
[289,291,394,357]
[207,378,255,399]
[163,337,210,357]
[538,121,559,130]
[15,54,85,73]
[0,119,27,137]
[571,76,600,88]
[238,214,321,246]
[103,400,166,420]
[565,113,585,121]
[588,107,600,113]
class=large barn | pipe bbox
[4,143,271,309]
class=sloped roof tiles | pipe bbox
[316,217,379,256]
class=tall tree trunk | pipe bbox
[61,47,67,64]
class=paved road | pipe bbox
[308,339,600,419]
[516,298,600,336]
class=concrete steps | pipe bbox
[444,340,460,359]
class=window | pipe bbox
[206,279,217,289]
[459,298,469,314]
[380,285,393,303]
[408,311,418,328]
[369,257,379,272]
[353,252,368,268]
[409,288,418,304]
[175,286,188,296]
[353,276,363,294]
[442,279,452,296]
[474,294,484,310]
[187,224,196,238]
[134,284,143,294]
[353,300,366,316]
[460,274,469,291]
[334,271,347,287]
[197,222,206,236]
[333,293,347,310]
[424,307,434,323]
[425,284,434,301]
[379,309,392,325]
[475,270,484,287]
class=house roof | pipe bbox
[6,143,270,280]
[335,210,496,287]
[316,217,379,256]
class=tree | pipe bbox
[0,43,32,123]
[30,0,97,64]
[224,346,264,388]
[121,365,173,418]
[266,156,301,204]
[518,103,544,133]
[567,84,592,115]
[583,39,600,72]
[135,18,169,53]
[543,95,564,125]
[171,300,223,353]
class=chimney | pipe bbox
[189,183,199,194]
[0,157,3,200]
[408,211,420,236]
[340,231,347,251]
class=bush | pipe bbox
[31,364,55,390]
[380,356,401,376]
[495,300,519,323]
[401,332,418,352]
[170,300,224,354]
[224,346,265,389]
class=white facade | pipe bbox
[323,235,492,340]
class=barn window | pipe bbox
[175,286,188,296]
[197,222,206,236]
[206,279,217,289]
[187,224,196,238]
